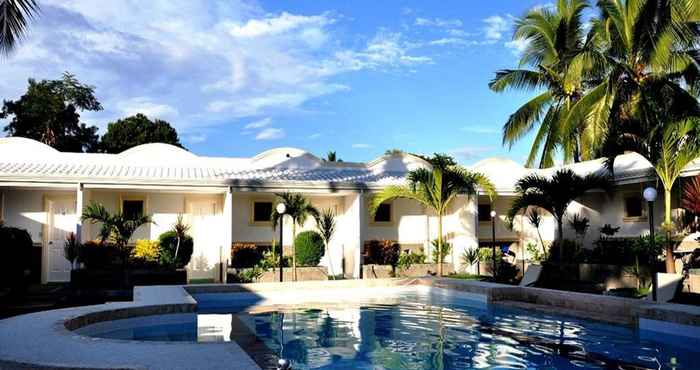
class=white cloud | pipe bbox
[117,97,180,121]
[308,133,321,139]
[256,127,285,140]
[330,32,432,71]
[450,146,493,161]
[352,143,371,149]
[460,125,500,134]
[483,15,510,42]
[244,117,272,129]
[225,12,331,38]
[428,38,467,46]
[184,133,207,144]
[415,17,463,28]
[505,38,529,55]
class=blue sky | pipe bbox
[0,0,547,164]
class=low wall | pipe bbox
[362,263,455,279]
[541,263,640,291]
[257,267,328,282]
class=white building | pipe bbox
[0,137,698,283]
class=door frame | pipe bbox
[43,194,76,284]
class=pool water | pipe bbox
[77,290,698,369]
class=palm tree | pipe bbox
[81,201,153,270]
[603,117,700,273]
[0,0,40,56]
[271,192,319,281]
[370,154,495,276]
[171,214,191,267]
[315,208,337,279]
[526,208,548,258]
[489,0,593,168]
[325,151,339,162]
[507,169,611,263]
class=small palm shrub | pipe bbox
[525,242,546,262]
[431,238,452,263]
[295,231,325,267]
[78,240,121,269]
[364,240,400,266]
[158,231,193,268]
[64,232,80,269]
[230,242,264,268]
[397,251,426,270]
[131,239,160,263]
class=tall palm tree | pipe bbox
[81,201,153,270]
[602,117,700,273]
[489,0,593,168]
[325,151,339,162]
[271,192,319,281]
[507,169,611,263]
[315,208,337,279]
[370,155,495,276]
[0,0,40,56]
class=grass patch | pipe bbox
[189,278,215,284]
[447,273,481,280]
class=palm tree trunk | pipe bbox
[437,214,443,277]
[663,187,676,273]
[557,218,564,264]
[536,229,546,259]
[292,222,297,281]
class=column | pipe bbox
[344,191,366,279]
[221,187,234,283]
[76,183,86,243]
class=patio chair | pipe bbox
[519,264,543,287]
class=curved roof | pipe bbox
[0,137,59,159]
[118,143,197,162]
[470,157,528,191]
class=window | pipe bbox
[624,195,644,219]
[478,203,492,222]
[252,201,273,224]
[122,200,144,219]
[373,203,392,223]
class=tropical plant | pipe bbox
[526,242,546,263]
[603,117,700,272]
[294,230,325,267]
[682,176,700,214]
[526,208,548,258]
[431,238,452,263]
[600,224,620,238]
[397,251,426,270]
[271,192,319,280]
[461,248,480,274]
[568,213,590,239]
[171,214,190,268]
[131,239,160,263]
[315,208,337,278]
[0,0,40,56]
[81,202,153,269]
[489,0,593,168]
[158,231,193,268]
[63,232,80,269]
[325,151,341,162]
[370,154,495,276]
[507,169,611,263]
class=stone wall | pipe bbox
[362,263,455,279]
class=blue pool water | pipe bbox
[77,290,699,369]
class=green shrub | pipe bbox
[230,242,264,268]
[295,231,325,267]
[158,231,194,268]
[131,239,160,263]
[364,240,399,266]
[79,240,121,269]
[431,239,452,263]
[397,251,426,270]
[0,224,33,291]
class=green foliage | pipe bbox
[397,251,426,270]
[64,232,80,267]
[0,0,40,56]
[271,192,319,277]
[600,224,620,238]
[294,230,325,267]
[158,231,193,268]
[228,267,264,283]
[1,72,101,152]
[78,240,120,269]
[100,113,183,153]
[230,242,264,268]
[0,223,33,290]
[448,273,480,280]
[325,151,341,162]
[526,242,546,262]
[461,248,480,267]
[431,238,452,263]
[568,213,590,237]
[364,240,400,266]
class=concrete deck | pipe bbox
[2,278,700,369]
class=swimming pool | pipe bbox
[76,288,698,369]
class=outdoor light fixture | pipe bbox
[643,186,657,301]
[490,209,497,278]
[276,203,286,282]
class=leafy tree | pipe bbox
[99,113,183,153]
[603,117,700,273]
[370,154,495,276]
[324,151,341,162]
[1,72,101,152]
[315,208,337,278]
[507,169,611,264]
[0,0,40,56]
[271,192,319,281]
[81,201,153,270]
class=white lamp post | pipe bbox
[643,186,657,301]
[276,203,286,282]
[490,209,497,278]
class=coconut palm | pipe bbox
[0,0,40,56]
[370,155,495,276]
[81,201,153,270]
[526,208,548,258]
[271,192,319,281]
[325,151,339,162]
[507,169,611,263]
[315,208,337,279]
[602,117,700,273]
[489,0,593,168]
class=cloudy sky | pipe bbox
[0,0,546,164]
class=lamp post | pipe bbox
[643,186,658,302]
[276,203,287,283]
[490,210,497,278]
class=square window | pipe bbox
[252,201,273,223]
[122,200,144,219]
[624,196,644,218]
[478,204,492,222]
[374,203,392,223]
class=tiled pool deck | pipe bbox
[1,278,700,370]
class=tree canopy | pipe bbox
[100,113,183,153]
[1,72,101,152]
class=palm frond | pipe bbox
[0,0,40,56]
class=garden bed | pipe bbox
[362,263,455,279]
[70,268,188,289]
[227,266,328,283]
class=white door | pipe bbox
[47,197,76,282]
[187,199,222,280]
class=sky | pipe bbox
[0,0,549,165]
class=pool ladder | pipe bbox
[277,358,291,370]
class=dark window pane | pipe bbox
[374,203,391,222]
[123,200,144,219]
[625,196,643,217]
[478,204,492,222]
[253,202,273,222]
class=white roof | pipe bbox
[1,137,696,191]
